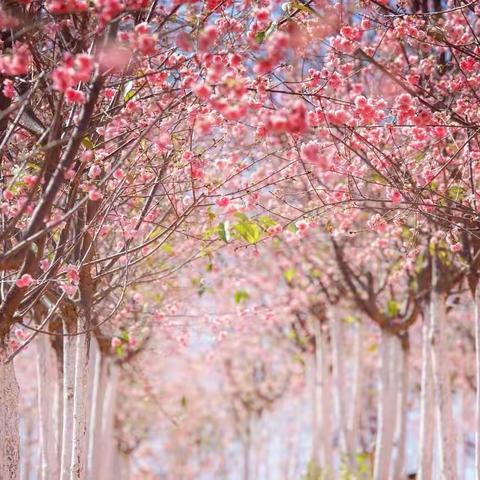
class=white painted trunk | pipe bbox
[330,317,350,457]
[392,339,409,479]
[87,346,108,480]
[0,351,20,480]
[70,328,90,480]
[99,362,119,480]
[418,306,434,480]
[310,352,320,468]
[347,321,364,453]
[373,331,397,480]
[474,286,480,480]
[54,342,64,475]
[313,319,333,477]
[60,323,76,480]
[458,388,465,477]
[430,262,457,480]
[36,334,59,480]
[119,452,130,480]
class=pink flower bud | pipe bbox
[88,189,103,201]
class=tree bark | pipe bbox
[98,362,119,480]
[392,338,409,479]
[309,352,319,468]
[0,349,20,480]
[53,337,64,477]
[70,324,90,480]
[314,318,333,477]
[87,344,108,480]
[36,334,59,480]
[60,320,76,480]
[330,317,350,457]
[430,260,457,480]
[418,306,434,480]
[373,331,397,480]
[347,321,364,454]
[475,286,480,480]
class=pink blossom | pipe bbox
[216,197,230,208]
[14,328,26,340]
[88,164,102,179]
[3,190,14,201]
[367,214,387,233]
[2,79,14,98]
[81,150,94,163]
[74,54,93,81]
[88,189,103,201]
[390,190,402,204]
[300,141,327,168]
[199,25,219,51]
[66,265,80,284]
[40,259,50,271]
[451,242,463,253]
[65,88,85,104]
[16,274,34,288]
[193,83,212,100]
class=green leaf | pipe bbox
[162,242,174,255]
[343,315,358,325]
[148,226,163,241]
[124,80,135,101]
[386,299,399,318]
[234,212,249,222]
[255,31,266,44]
[81,136,95,150]
[283,267,296,284]
[233,221,262,244]
[202,226,217,240]
[27,161,41,171]
[255,21,278,44]
[218,221,231,243]
[234,289,249,304]
[447,185,466,201]
[258,215,277,229]
[231,213,263,244]
[207,207,216,222]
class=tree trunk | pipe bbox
[60,320,76,480]
[87,345,108,480]
[330,317,350,457]
[430,260,457,480]
[0,350,20,480]
[418,306,434,480]
[119,452,130,480]
[309,352,320,468]
[392,338,409,479]
[373,331,397,480]
[98,362,119,480]
[243,413,251,480]
[36,334,59,480]
[53,337,64,477]
[314,318,333,477]
[475,286,480,480]
[348,321,364,454]
[70,324,90,480]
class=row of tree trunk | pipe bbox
[0,331,121,480]
[310,285,468,479]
